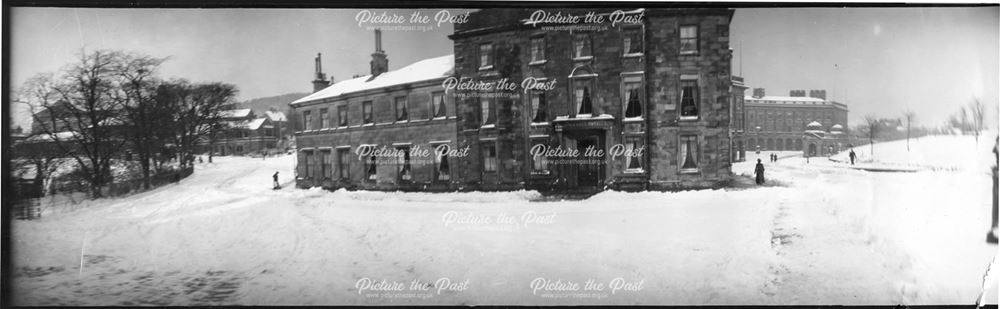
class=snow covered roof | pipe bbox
[225,118,269,130]
[293,54,454,105]
[264,110,286,122]
[745,96,826,104]
[831,124,843,130]
[220,109,252,119]
[246,118,267,130]
[24,131,78,142]
[806,121,823,128]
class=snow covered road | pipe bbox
[11,135,998,305]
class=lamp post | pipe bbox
[755,126,762,155]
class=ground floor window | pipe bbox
[482,142,497,172]
[365,154,377,181]
[679,135,699,172]
[624,136,644,172]
[303,150,314,178]
[320,149,332,179]
[433,144,451,181]
[531,140,550,174]
[337,148,350,180]
[396,145,412,181]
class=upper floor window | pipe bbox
[337,105,347,127]
[530,36,546,63]
[623,28,643,55]
[394,96,408,122]
[573,79,594,116]
[572,33,592,59]
[362,101,373,124]
[319,108,329,128]
[479,43,494,70]
[481,98,496,127]
[623,76,643,118]
[482,142,497,172]
[530,91,547,123]
[432,91,446,118]
[680,79,699,119]
[679,25,699,55]
[303,110,312,130]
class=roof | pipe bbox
[225,118,269,130]
[220,109,252,118]
[246,118,267,130]
[293,54,454,105]
[745,95,826,103]
[264,110,286,122]
[806,121,823,127]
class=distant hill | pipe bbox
[237,92,309,114]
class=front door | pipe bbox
[576,135,604,187]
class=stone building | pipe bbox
[449,8,736,191]
[743,88,849,154]
[731,76,748,162]
[290,30,459,190]
[291,8,737,192]
[211,109,280,155]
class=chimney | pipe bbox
[809,89,827,100]
[789,90,806,97]
[370,29,389,76]
[312,53,330,93]
[752,88,765,98]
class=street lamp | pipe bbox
[755,126,762,155]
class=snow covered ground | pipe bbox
[10,134,998,305]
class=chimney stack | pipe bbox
[752,88,765,98]
[789,90,806,97]
[312,53,330,93]
[370,29,389,76]
[809,89,827,100]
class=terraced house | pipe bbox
[291,7,738,191]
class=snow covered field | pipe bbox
[10,134,998,305]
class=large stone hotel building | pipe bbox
[291,8,738,192]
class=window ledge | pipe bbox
[530,122,550,126]
[572,56,594,61]
[622,53,644,58]
[623,169,646,174]
[432,116,448,121]
[530,171,551,175]
[480,124,496,129]
[679,168,700,174]
[623,117,644,123]
[528,60,548,66]
[478,65,494,71]
[678,116,699,121]
[679,51,699,56]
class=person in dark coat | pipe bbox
[754,159,765,185]
[272,171,280,189]
[849,149,857,165]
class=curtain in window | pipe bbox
[367,155,377,180]
[625,83,642,118]
[433,94,446,118]
[481,99,493,125]
[577,85,592,115]
[681,137,698,169]
[532,92,547,123]
[626,140,642,170]
[437,150,450,180]
[680,84,698,117]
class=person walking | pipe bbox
[849,149,857,165]
[272,171,280,189]
[754,159,766,185]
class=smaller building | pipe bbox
[802,122,850,157]
[211,109,280,156]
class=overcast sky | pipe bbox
[9,7,998,130]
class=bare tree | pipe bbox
[116,52,168,189]
[862,115,880,161]
[968,98,985,145]
[31,50,130,198]
[157,80,237,169]
[903,110,915,152]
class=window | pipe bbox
[396,146,412,181]
[530,36,545,62]
[479,43,493,69]
[362,101,373,124]
[573,79,593,116]
[530,91,547,123]
[624,136,644,172]
[480,98,495,126]
[365,154,377,181]
[303,150,314,178]
[432,91,446,118]
[531,141,549,174]
[680,79,699,118]
[319,108,329,128]
[623,28,643,55]
[433,144,450,181]
[680,135,699,171]
[623,76,643,118]
[482,143,497,172]
[320,149,332,179]
[303,110,312,130]
[679,25,698,55]
[573,33,592,58]
[394,96,408,122]
[337,148,350,179]
[337,106,347,127]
